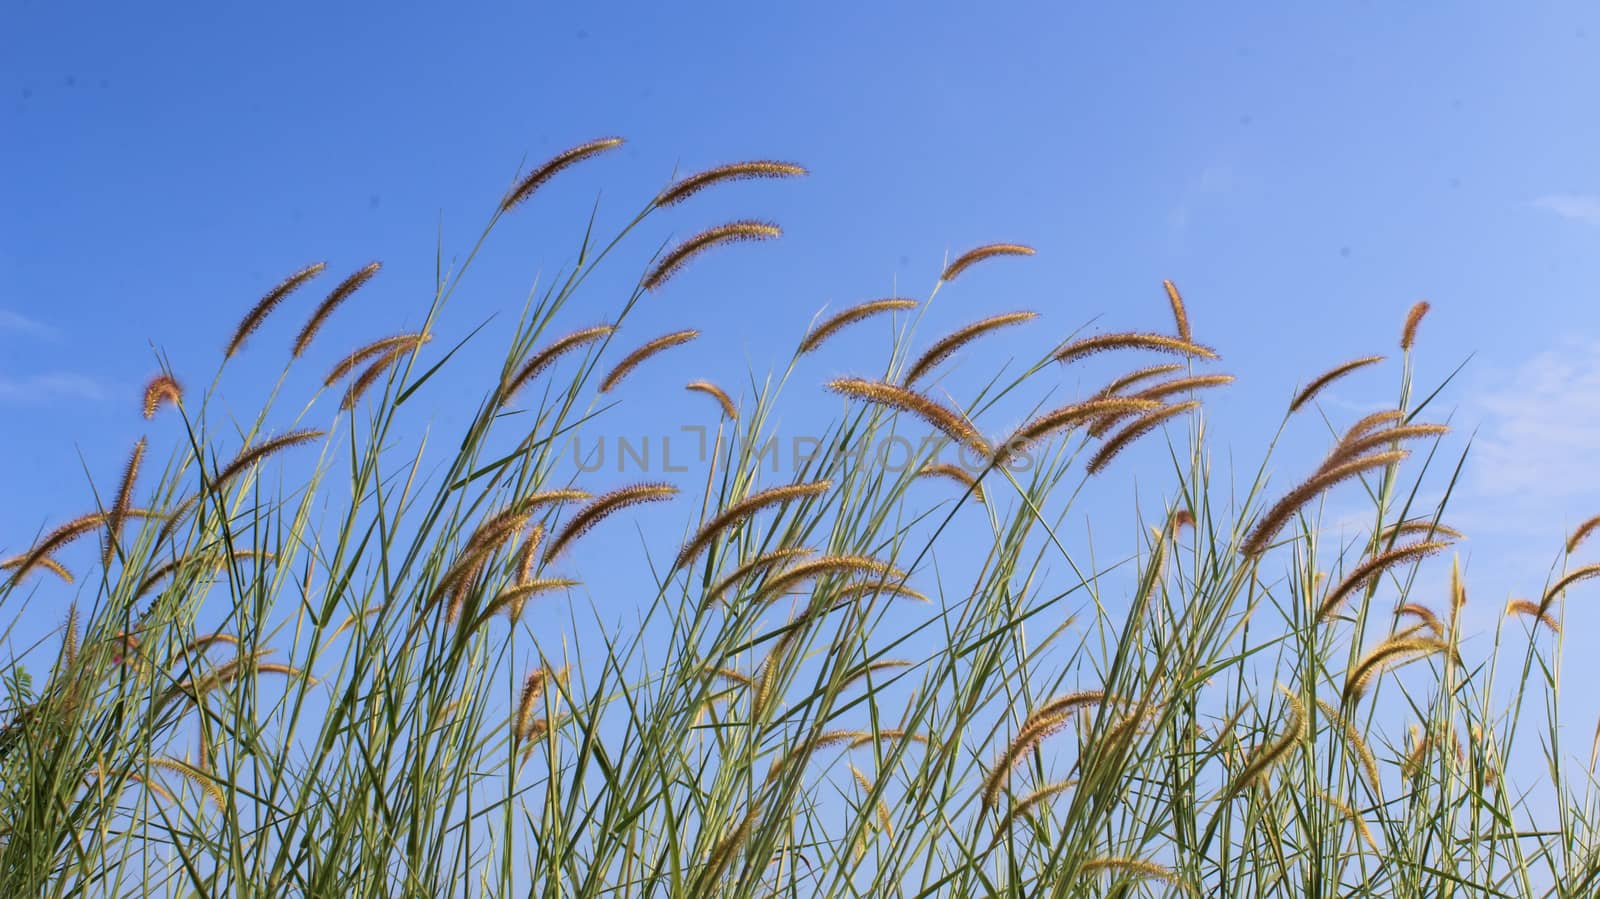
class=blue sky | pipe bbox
[5,3,1600,748]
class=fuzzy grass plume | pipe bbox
[939,243,1035,282]
[501,137,625,212]
[655,160,807,206]
[643,221,781,291]
[293,261,381,357]
[902,311,1037,386]
[826,377,987,456]
[599,329,699,393]
[225,262,326,358]
[799,298,917,354]
[141,374,182,419]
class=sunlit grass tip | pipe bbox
[599,329,699,393]
[1289,355,1385,413]
[543,483,678,562]
[939,243,1035,283]
[655,160,807,207]
[225,261,326,358]
[644,220,781,291]
[686,380,738,420]
[903,311,1038,386]
[142,374,183,419]
[501,137,625,213]
[293,261,381,357]
[799,298,917,354]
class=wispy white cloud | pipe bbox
[0,309,55,338]
[0,372,104,403]
[1467,337,1600,502]
[1532,194,1600,225]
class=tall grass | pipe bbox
[2,141,1597,897]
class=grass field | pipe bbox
[2,142,1597,897]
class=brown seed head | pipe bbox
[543,483,678,562]
[826,377,988,456]
[293,261,381,357]
[686,380,738,420]
[644,221,781,291]
[142,374,183,419]
[1055,332,1218,365]
[1162,279,1192,341]
[655,160,807,207]
[1401,300,1430,350]
[501,137,625,213]
[226,262,326,358]
[599,329,699,393]
[799,298,918,354]
[903,311,1038,386]
[1289,355,1385,414]
[940,243,1035,283]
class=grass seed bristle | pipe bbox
[543,483,678,563]
[1401,300,1430,350]
[903,311,1038,386]
[501,137,625,212]
[1289,355,1385,413]
[674,480,832,569]
[799,298,918,354]
[686,380,739,420]
[599,329,700,393]
[644,221,781,291]
[826,377,988,456]
[142,374,183,419]
[226,262,326,358]
[1163,279,1192,340]
[1086,401,1200,475]
[939,243,1035,282]
[1055,332,1219,365]
[655,160,807,207]
[293,261,381,357]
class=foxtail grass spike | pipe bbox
[916,462,984,503]
[142,374,182,419]
[903,311,1038,386]
[1055,332,1218,365]
[826,377,988,456]
[704,547,815,607]
[1540,564,1600,614]
[644,221,781,291]
[501,137,625,212]
[104,437,147,564]
[1163,279,1192,340]
[1086,401,1200,475]
[325,333,430,386]
[226,262,326,358]
[294,261,380,356]
[544,483,678,562]
[1567,514,1600,554]
[1344,636,1455,702]
[213,430,324,492]
[940,243,1035,282]
[599,329,699,393]
[1505,599,1561,634]
[1242,451,1408,556]
[799,298,917,354]
[686,380,738,420]
[1401,300,1430,349]
[1317,541,1450,622]
[674,480,832,569]
[501,325,615,405]
[655,160,807,206]
[1289,356,1385,413]
[341,337,427,409]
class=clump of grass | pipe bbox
[3,141,1594,899]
